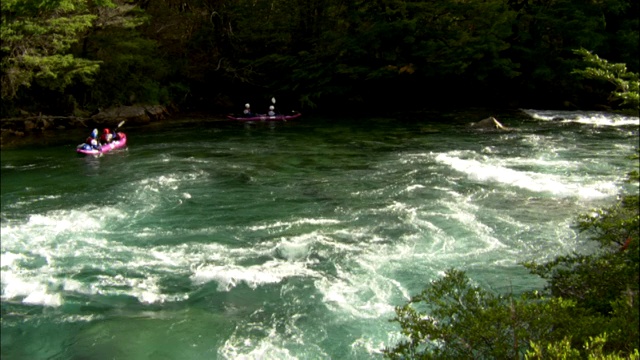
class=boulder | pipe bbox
[470,116,509,131]
[38,118,52,130]
[144,105,169,120]
[24,120,37,131]
[91,105,168,125]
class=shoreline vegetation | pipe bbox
[2,1,637,125]
[0,104,170,149]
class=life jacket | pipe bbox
[101,133,113,143]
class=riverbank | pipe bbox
[0,105,170,149]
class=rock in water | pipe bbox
[470,116,509,130]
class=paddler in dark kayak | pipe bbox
[243,103,254,117]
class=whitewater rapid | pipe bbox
[1,109,638,359]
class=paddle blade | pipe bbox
[117,120,125,129]
[271,97,276,104]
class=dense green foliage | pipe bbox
[1,0,638,115]
[383,142,639,358]
[573,48,640,111]
[0,0,105,99]
[1,0,153,116]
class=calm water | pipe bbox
[1,109,638,359]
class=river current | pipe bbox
[1,109,638,359]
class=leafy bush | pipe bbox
[573,48,640,111]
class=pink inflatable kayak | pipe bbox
[226,113,302,122]
[76,133,127,155]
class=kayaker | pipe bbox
[101,128,113,144]
[243,103,254,117]
[268,105,276,116]
[84,128,101,150]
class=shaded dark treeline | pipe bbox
[1,0,638,117]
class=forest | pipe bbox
[1,0,639,118]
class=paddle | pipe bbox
[111,120,125,142]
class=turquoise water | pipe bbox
[1,110,638,359]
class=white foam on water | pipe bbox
[58,314,104,323]
[519,134,570,155]
[1,267,63,307]
[138,174,181,192]
[131,171,209,206]
[219,339,298,360]
[435,153,614,199]
[191,260,319,292]
[276,237,313,261]
[0,252,24,267]
[440,200,510,252]
[522,109,640,126]
[92,273,187,304]
[318,271,403,320]
[1,208,115,306]
[351,336,387,357]
[23,290,63,307]
[315,243,409,320]
[308,192,525,322]
[1,163,43,171]
[315,231,365,252]
[248,218,341,231]
[502,152,579,170]
[403,184,426,192]
[5,194,63,210]
[218,313,321,360]
[0,204,196,306]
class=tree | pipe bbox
[0,0,153,115]
[73,2,168,110]
[504,0,636,108]
[572,48,640,111]
[383,269,607,359]
[0,0,109,100]
[385,262,638,358]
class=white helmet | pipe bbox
[269,106,274,110]
[245,103,250,108]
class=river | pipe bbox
[1,109,638,359]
